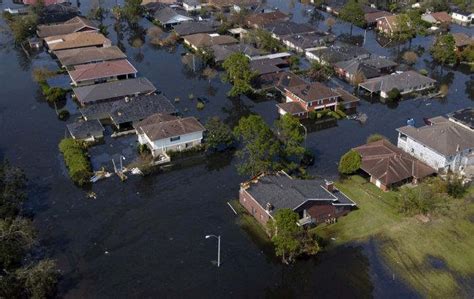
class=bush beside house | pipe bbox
[58,138,92,186]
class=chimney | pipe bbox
[456,144,460,152]
[265,202,273,212]
[325,180,334,192]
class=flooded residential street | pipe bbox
[0,0,472,297]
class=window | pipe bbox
[170,136,180,142]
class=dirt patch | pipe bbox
[415,214,430,223]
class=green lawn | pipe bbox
[315,175,474,297]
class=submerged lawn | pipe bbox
[316,175,474,297]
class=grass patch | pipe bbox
[315,175,474,297]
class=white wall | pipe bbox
[138,130,203,157]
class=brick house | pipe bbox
[239,172,356,229]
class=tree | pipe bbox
[44,87,67,103]
[16,259,59,299]
[222,53,256,97]
[393,14,414,46]
[9,14,38,44]
[202,66,217,84]
[233,115,281,176]
[339,0,365,35]
[338,149,361,174]
[402,51,418,65]
[325,17,336,32]
[307,61,334,81]
[205,117,235,150]
[122,0,143,23]
[367,134,385,143]
[0,217,35,270]
[0,161,27,219]
[247,29,283,53]
[269,209,302,264]
[386,88,402,103]
[288,55,300,71]
[430,34,456,66]
[460,45,474,63]
[275,115,305,169]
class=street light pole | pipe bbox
[205,234,221,267]
[299,123,307,149]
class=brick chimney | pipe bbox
[325,181,334,192]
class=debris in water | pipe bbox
[87,191,97,199]
[104,251,109,255]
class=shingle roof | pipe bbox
[44,32,111,51]
[430,12,452,23]
[246,11,289,27]
[362,57,398,70]
[173,21,218,36]
[359,71,436,93]
[211,43,264,62]
[354,139,435,186]
[335,88,360,104]
[276,102,307,115]
[73,77,156,105]
[448,108,474,130]
[67,120,104,139]
[183,33,238,48]
[335,59,380,79]
[286,82,340,102]
[135,115,205,141]
[365,10,393,24]
[54,46,126,67]
[153,7,192,25]
[263,21,316,37]
[68,59,137,84]
[242,172,356,215]
[250,58,285,75]
[281,31,333,50]
[208,0,259,9]
[397,116,474,157]
[37,16,98,38]
[452,33,474,48]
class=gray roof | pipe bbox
[55,46,126,67]
[448,108,474,130]
[73,77,157,105]
[335,59,380,78]
[263,21,316,37]
[211,43,264,62]
[359,71,436,93]
[243,172,356,215]
[308,44,370,64]
[154,7,192,25]
[397,116,474,157]
[67,120,104,139]
[135,115,205,141]
[362,57,398,70]
[173,21,218,36]
[281,31,333,50]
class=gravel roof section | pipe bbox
[67,120,104,139]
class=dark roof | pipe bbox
[276,102,307,115]
[135,115,205,141]
[211,43,264,62]
[263,21,316,37]
[55,46,126,67]
[46,74,71,89]
[39,3,79,24]
[67,120,104,139]
[73,77,157,105]
[281,31,334,50]
[362,57,398,70]
[359,71,436,93]
[153,7,192,25]
[173,21,218,36]
[335,88,360,105]
[246,11,289,27]
[250,58,286,75]
[448,108,474,130]
[242,172,356,215]
[335,59,380,79]
[286,82,340,102]
[308,44,370,64]
[354,139,435,186]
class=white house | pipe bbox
[134,114,205,159]
[183,0,202,12]
[451,10,474,26]
[396,111,474,175]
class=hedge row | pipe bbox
[59,138,92,186]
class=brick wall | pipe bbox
[239,188,271,227]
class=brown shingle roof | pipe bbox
[37,16,98,38]
[68,59,137,84]
[135,115,205,141]
[246,11,289,27]
[452,33,474,48]
[286,82,339,103]
[45,31,111,51]
[183,33,238,48]
[365,10,393,24]
[276,102,307,115]
[431,12,452,23]
[354,139,435,187]
[54,46,127,67]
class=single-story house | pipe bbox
[68,59,138,86]
[263,21,316,40]
[37,16,98,38]
[44,32,112,52]
[183,33,238,51]
[211,43,264,63]
[354,139,435,191]
[182,0,202,12]
[452,32,474,52]
[173,21,218,37]
[334,88,360,114]
[362,57,398,74]
[257,71,306,91]
[397,109,474,174]
[376,15,410,36]
[365,10,393,27]
[281,31,334,53]
[334,59,380,84]
[54,46,127,68]
[250,58,287,76]
[451,10,474,26]
[73,77,157,106]
[421,12,451,26]
[246,11,289,28]
[359,71,436,98]
[153,7,193,28]
[67,120,104,142]
[135,114,205,158]
[239,171,356,228]
[305,44,371,66]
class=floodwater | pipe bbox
[0,0,472,297]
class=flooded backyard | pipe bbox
[0,0,472,297]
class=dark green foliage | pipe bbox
[222,53,256,97]
[122,0,143,23]
[58,109,70,120]
[247,29,284,53]
[339,0,365,33]
[461,45,474,63]
[233,115,281,176]
[58,138,92,186]
[275,114,305,168]
[338,149,361,174]
[307,61,334,81]
[431,34,457,65]
[398,184,447,216]
[16,260,59,299]
[0,218,35,270]
[387,88,402,103]
[288,56,300,71]
[8,14,38,44]
[0,161,26,219]
[446,176,468,199]
[44,87,67,103]
[205,117,235,150]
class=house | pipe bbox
[359,71,436,98]
[135,114,205,158]
[153,7,193,28]
[451,10,474,26]
[365,10,393,28]
[246,11,289,28]
[44,32,111,52]
[211,43,264,63]
[277,82,341,118]
[305,44,371,65]
[397,109,474,174]
[281,31,334,53]
[228,28,248,40]
[54,46,127,67]
[263,21,316,40]
[421,12,451,26]
[173,21,218,36]
[37,16,98,38]
[334,88,360,114]
[362,57,398,74]
[73,77,157,106]
[207,0,259,12]
[353,139,435,191]
[182,33,238,51]
[66,120,104,142]
[452,32,474,52]
[182,0,202,12]
[239,171,356,228]
[256,71,306,91]
[334,59,380,84]
[376,15,409,36]
[250,58,287,76]
[68,59,138,86]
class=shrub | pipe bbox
[446,176,467,198]
[57,110,69,120]
[386,88,401,103]
[196,102,205,110]
[419,69,429,76]
[335,109,347,118]
[398,184,447,216]
[367,134,385,143]
[45,88,67,103]
[58,138,92,186]
[338,149,361,174]
[328,111,341,119]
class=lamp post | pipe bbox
[205,234,221,267]
[299,123,307,149]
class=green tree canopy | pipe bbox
[338,149,361,174]
[205,117,235,150]
[275,115,305,170]
[430,34,457,65]
[222,53,256,97]
[387,88,402,103]
[233,115,281,176]
[122,0,143,23]
[269,209,302,264]
[339,0,365,34]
